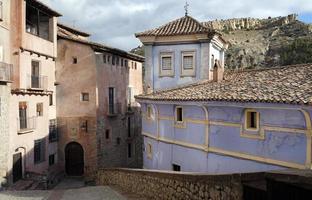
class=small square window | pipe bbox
[81,93,89,101]
[80,120,88,132]
[172,164,181,172]
[147,143,152,159]
[49,154,55,166]
[245,110,259,130]
[72,57,78,64]
[36,103,43,116]
[175,107,183,123]
[181,51,196,76]
[160,52,174,76]
[105,129,110,139]
[49,94,53,106]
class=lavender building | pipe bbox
[135,15,312,173]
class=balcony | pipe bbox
[0,62,13,83]
[27,75,48,90]
[108,102,122,117]
[17,117,36,134]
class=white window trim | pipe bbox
[181,51,196,77]
[159,52,174,77]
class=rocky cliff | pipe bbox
[131,14,312,69]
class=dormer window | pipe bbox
[181,51,196,77]
[160,52,174,77]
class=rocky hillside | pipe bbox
[132,14,312,69]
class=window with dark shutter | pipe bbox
[34,139,45,164]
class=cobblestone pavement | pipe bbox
[0,178,127,200]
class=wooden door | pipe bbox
[13,153,23,183]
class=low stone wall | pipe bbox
[96,168,263,200]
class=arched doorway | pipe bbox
[65,142,84,176]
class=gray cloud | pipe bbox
[43,0,312,51]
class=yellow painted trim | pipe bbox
[142,131,307,169]
[209,121,241,127]
[301,109,312,169]
[244,109,260,132]
[185,118,208,124]
[208,147,306,170]
[240,127,265,140]
[159,116,174,121]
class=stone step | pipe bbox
[8,180,34,191]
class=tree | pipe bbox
[280,38,312,65]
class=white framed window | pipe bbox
[159,52,174,77]
[147,143,152,159]
[181,51,196,76]
[245,109,260,131]
[146,105,154,120]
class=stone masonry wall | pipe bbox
[96,168,263,200]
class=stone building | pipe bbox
[135,15,312,173]
[56,24,144,179]
[7,0,61,186]
[0,0,13,187]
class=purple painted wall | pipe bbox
[142,102,311,173]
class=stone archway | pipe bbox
[65,142,84,176]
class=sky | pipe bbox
[42,0,312,51]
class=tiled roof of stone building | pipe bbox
[135,15,216,37]
[136,64,312,105]
[57,24,144,62]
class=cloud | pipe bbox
[42,0,312,51]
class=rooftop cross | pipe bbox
[184,1,189,16]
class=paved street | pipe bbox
[0,178,127,200]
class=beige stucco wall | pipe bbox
[56,39,98,179]
[0,0,11,187]
[6,0,58,185]
[56,40,97,117]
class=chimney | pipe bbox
[213,60,224,82]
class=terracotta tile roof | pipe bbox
[135,15,215,37]
[136,64,312,105]
[57,25,144,62]
[58,23,90,37]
